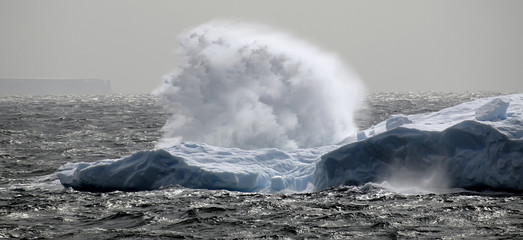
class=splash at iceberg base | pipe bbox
[313,120,523,192]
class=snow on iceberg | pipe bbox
[475,98,509,121]
[359,94,523,140]
[58,94,523,193]
[385,114,412,130]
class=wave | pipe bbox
[153,20,365,149]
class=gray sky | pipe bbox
[1,0,522,94]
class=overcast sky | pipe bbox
[1,0,522,94]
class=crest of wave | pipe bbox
[154,20,365,149]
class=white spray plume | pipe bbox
[154,20,365,149]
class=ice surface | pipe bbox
[58,94,523,192]
[385,114,412,130]
[358,94,523,140]
[475,98,509,121]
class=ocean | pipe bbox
[1,92,522,239]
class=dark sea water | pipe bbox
[1,92,522,239]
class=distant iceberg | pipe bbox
[58,93,523,193]
[0,79,111,96]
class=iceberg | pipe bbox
[57,94,523,193]
[0,78,111,96]
[58,142,334,192]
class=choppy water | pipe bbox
[1,92,522,239]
